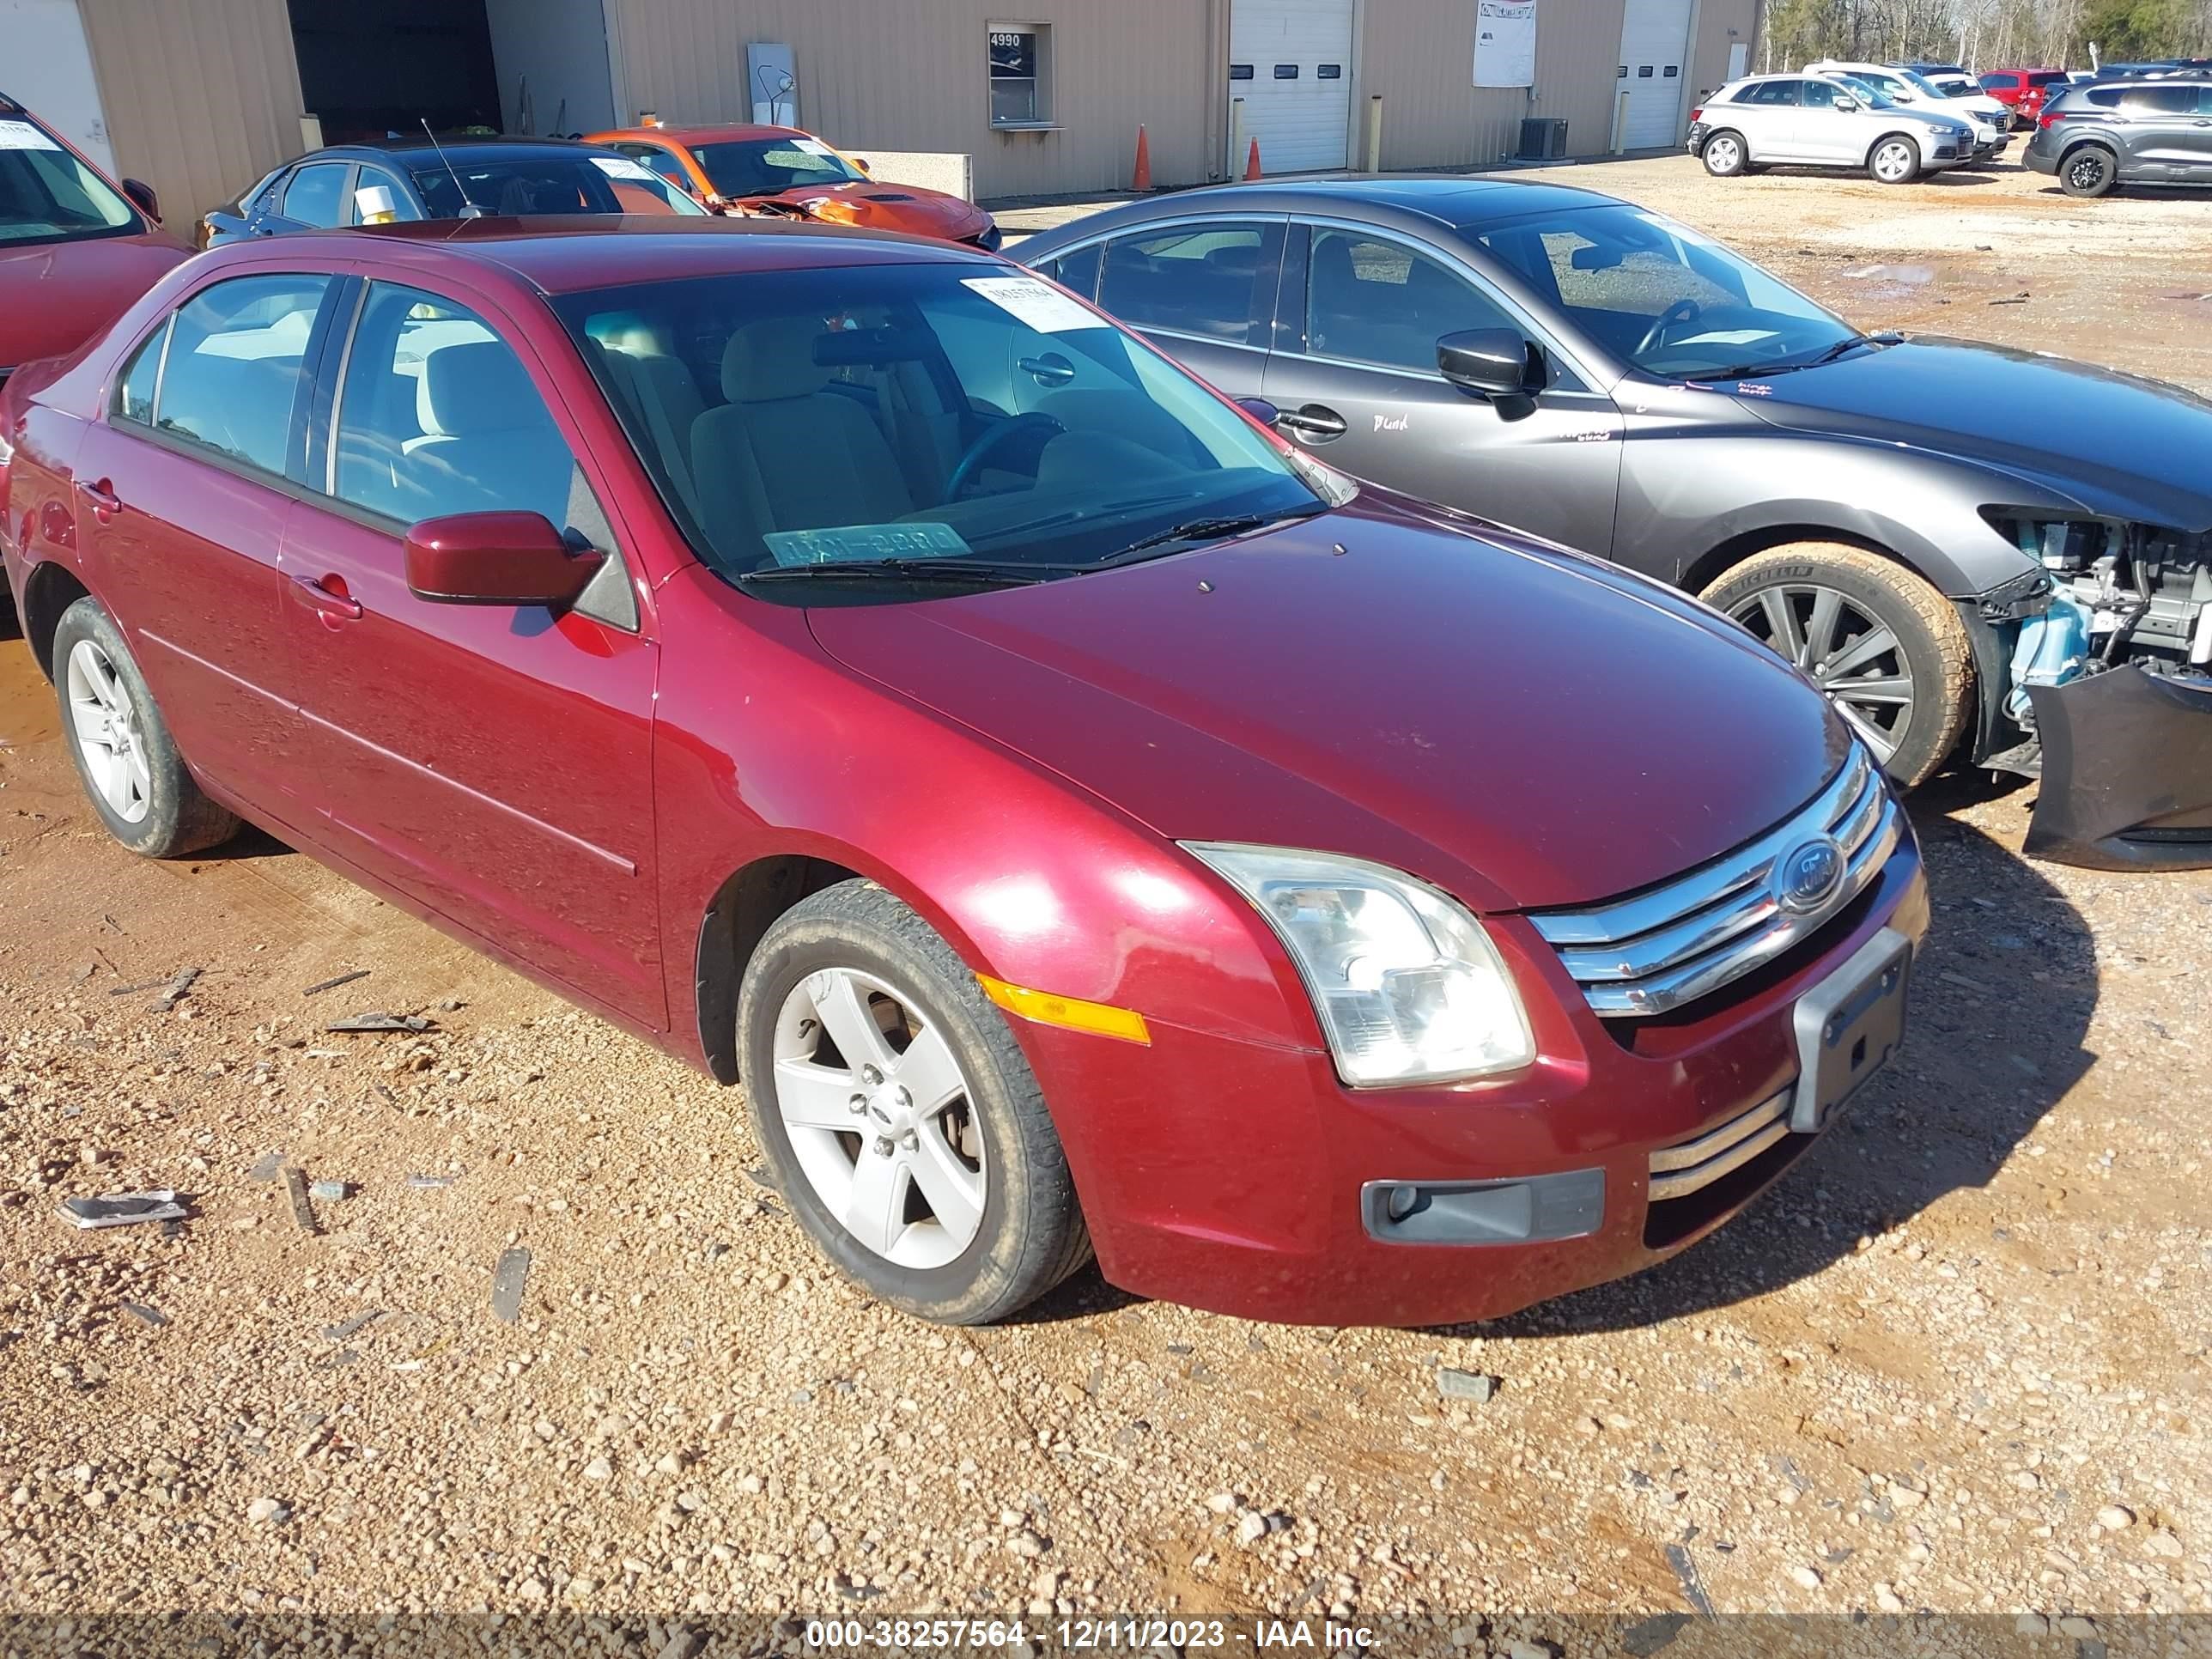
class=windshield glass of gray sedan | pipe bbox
[1477,203,1856,377]
[557,264,1330,586]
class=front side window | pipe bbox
[1480,204,1853,378]
[553,263,1333,592]
[347,166,420,225]
[283,162,351,228]
[1802,80,1842,109]
[143,274,330,473]
[332,283,587,532]
[1097,222,1276,345]
[690,137,866,198]
[1303,229,1515,373]
[0,114,137,247]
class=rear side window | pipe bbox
[113,322,167,425]
[1742,80,1802,105]
[331,282,584,531]
[142,274,330,474]
[2119,85,2199,113]
[347,166,420,225]
[1097,222,1276,345]
[1032,242,1103,301]
[1978,72,2015,91]
[282,162,350,228]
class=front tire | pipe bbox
[737,879,1091,1324]
[1700,543,1972,790]
[52,598,239,858]
[2060,145,2117,198]
[1869,136,1922,185]
[1701,131,1748,178]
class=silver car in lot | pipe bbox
[1690,72,1979,183]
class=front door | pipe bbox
[73,270,337,804]
[277,276,665,1025]
[1261,223,1622,558]
[1796,79,1864,164]
[1087,217,1285,403]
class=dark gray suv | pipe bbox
[2025,79,2212,194]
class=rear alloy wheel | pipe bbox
[2060,146,2117,198]
[52,598,239,857]
[1701,543,1972,790]
[1869,137,1921,185]
[738,879,1091,1324]
[1701,131,1747,178]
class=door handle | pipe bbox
[1018,353,1077,386]
[289,573,362,623]
[1276,404,1348,441]
[76,477,121,521]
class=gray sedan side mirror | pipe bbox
[1437,329,1545,399]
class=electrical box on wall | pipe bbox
[748,43,799,126]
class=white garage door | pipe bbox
[0,0,114,172]
[1230,0,1354,174]
[1617,0,1696,150]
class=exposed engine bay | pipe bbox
[1979,514,2212,868]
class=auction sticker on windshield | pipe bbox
[590,156,659,181]
[0,120,64,150]
[963,276,1101,334]
[763,521,975,567]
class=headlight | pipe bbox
[1182,843,1534,1087]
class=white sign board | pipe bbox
[1474,0,1537,88]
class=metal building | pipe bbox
[6,0,1758,221]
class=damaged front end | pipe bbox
[1976,512,2212,871]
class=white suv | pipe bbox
[1690,72,1979,183]
[1808,59,2014,158]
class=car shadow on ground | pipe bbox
[2029,184,2212,204]
[1449,806,2094,1340]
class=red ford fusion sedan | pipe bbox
[0,217,1927,1326]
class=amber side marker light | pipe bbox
[976,975,1152,1046]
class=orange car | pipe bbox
[584,123,1000,251]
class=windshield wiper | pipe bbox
[1091,506,1326,568]
[1684,331,1899,383]
[738,558,1058,587]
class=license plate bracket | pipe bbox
[1790,926,1912,1133]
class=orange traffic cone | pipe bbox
[1132,124,1152,191]
[1243,137,1264,180]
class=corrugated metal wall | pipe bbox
[607,0,1230,200]
[80,0,306,222]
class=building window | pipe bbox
[1317,64,1343,79]
[989,24,1052,125]
[1273,64,1299,78]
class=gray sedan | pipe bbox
[1017,178,2212,868]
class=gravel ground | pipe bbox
[3,155,2209,1647]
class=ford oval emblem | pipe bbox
[1774,837,1845,915]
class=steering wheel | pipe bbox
[945,411,1066,501]
[1635,299,1705,359]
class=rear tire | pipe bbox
[52,598,239,858]
[1869,136,1922,185]
[737,879,1091,1325]
[1701,131,1748,177]
[1699,543,1972,791]
[2059,145,2117,198]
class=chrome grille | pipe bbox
[1529,749,1899,1018]
[1650,1089,1792,1202]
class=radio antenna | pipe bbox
[421,118,485,218]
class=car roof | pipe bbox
[215,215,996,295]
[595,124,811,145]
[1059,174,1621,229]
[310,136,610,162]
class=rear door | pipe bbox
[71,270,338,805]
[1729,80,1804,161]
[2190,86,2212,175]
[277,275,665,1025]
[2117,84,2204,167]
[1260,221,1623,556]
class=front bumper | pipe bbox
[2026,665,2212,870]
[1023,830,1929,1328]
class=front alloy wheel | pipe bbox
[1702,542,1972,790]
[1869,137,1920,184]
[738,879,1091,1323]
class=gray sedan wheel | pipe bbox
[1869,137,1921,184]
[1702,132,1747,178]
[1702,543,1972,790]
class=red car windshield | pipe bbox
[0,114,139,247]
[690,137,867,198]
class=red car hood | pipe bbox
[753,181,988,242]
[805,497,1852,912]
[0,232,190,374]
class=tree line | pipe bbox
[1757,0,2212,71]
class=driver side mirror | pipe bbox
[850,156,872,174]
[404,512,603,607]
[120,178,161,222]
[1437,329,1546,399]
[1834,95,1862,112]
